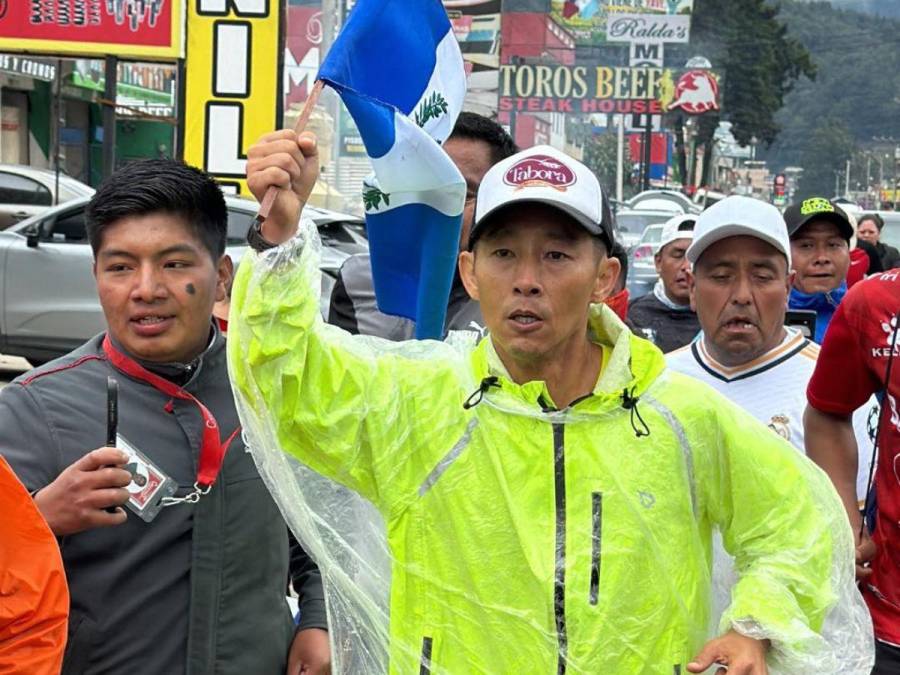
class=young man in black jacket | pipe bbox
[0,160,328,675]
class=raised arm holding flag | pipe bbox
[254,0,467,339]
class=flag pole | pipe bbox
[256,79,326,223]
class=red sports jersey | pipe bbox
[808,270,900,644]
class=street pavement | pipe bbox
[0,354,33,388]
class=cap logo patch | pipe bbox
[504,155,576,192]
[800,198,834,216]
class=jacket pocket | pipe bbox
[62,611,97,675]
[419,635,434,675]
[590,491,602,605]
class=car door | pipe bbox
[0,171,54,230]
[3,205,104,358]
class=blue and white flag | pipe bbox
[318,0,467,340]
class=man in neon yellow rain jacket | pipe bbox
[230,133,873,674]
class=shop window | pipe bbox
[0,172,52,207]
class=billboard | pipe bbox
[549,0,693,46]
[183,0,282,195]
[0,0,185,60]
[444,0,501,71]
[498,64,719,115]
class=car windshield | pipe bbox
[617,213,668,234]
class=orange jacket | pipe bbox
[0,456,68,674]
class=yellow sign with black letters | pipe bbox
[183,0,282,196]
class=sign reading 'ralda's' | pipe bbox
[505,156,577,191]
[606,13,691,44]
[499,64,720,116]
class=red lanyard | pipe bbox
[102,335,239,490]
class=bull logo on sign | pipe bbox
[0,0,7,19]
[667,70,720,115]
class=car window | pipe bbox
[47,209,88,243]
[227,208,255,245]
[0,172,52,207]
[640,226,664,244]
[617,213,666,233]
[319,221,362,247]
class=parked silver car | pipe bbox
[0,165,95,230]
[615,208,672,252]
[625,190,699,216]
[0,196,367,364]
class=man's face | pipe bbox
[690,236,792,367]
[444,136,494,252]
[790,220,850,294]
[655,238,692,304]
[857,218,880,244]
[93,213,230,363]
[458,204,618,369]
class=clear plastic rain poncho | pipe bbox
[228,219,874,674]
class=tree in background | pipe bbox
[581,129,635,203]
[796,118,856,198]
[673,0,816,188]
[760,1,900,190]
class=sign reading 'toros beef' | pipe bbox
[498,64,721,116]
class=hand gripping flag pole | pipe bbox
[260,0,467,340]
[256,80,325,224]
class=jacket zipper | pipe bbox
[590,491,602,605]
[419,636,433,675]
[553,422,568,675]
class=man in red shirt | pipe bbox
[806,269,900,673]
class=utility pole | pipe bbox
[641,114,652,192]
[616,115,624,203]
[102,55,118,179]
[845,158,851,199]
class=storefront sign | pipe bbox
[0,0,184,60]
[340,108,366,157]
[0,54,56,81]
[667,69,720,114]
[498,64,719,115]
[183,0,282,195]
[606,13,690,44]
[549,0,693,47]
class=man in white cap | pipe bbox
[667,196,875,504]
[229,133,873,673]
[628,213,701,352]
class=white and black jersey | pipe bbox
[667,328,877,503]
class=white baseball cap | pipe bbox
[470,145,613,250]
[659,214,697,250]
[687,195,791,268]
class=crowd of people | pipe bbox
[2,110,899,674]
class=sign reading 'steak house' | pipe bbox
[498,64,720,115]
